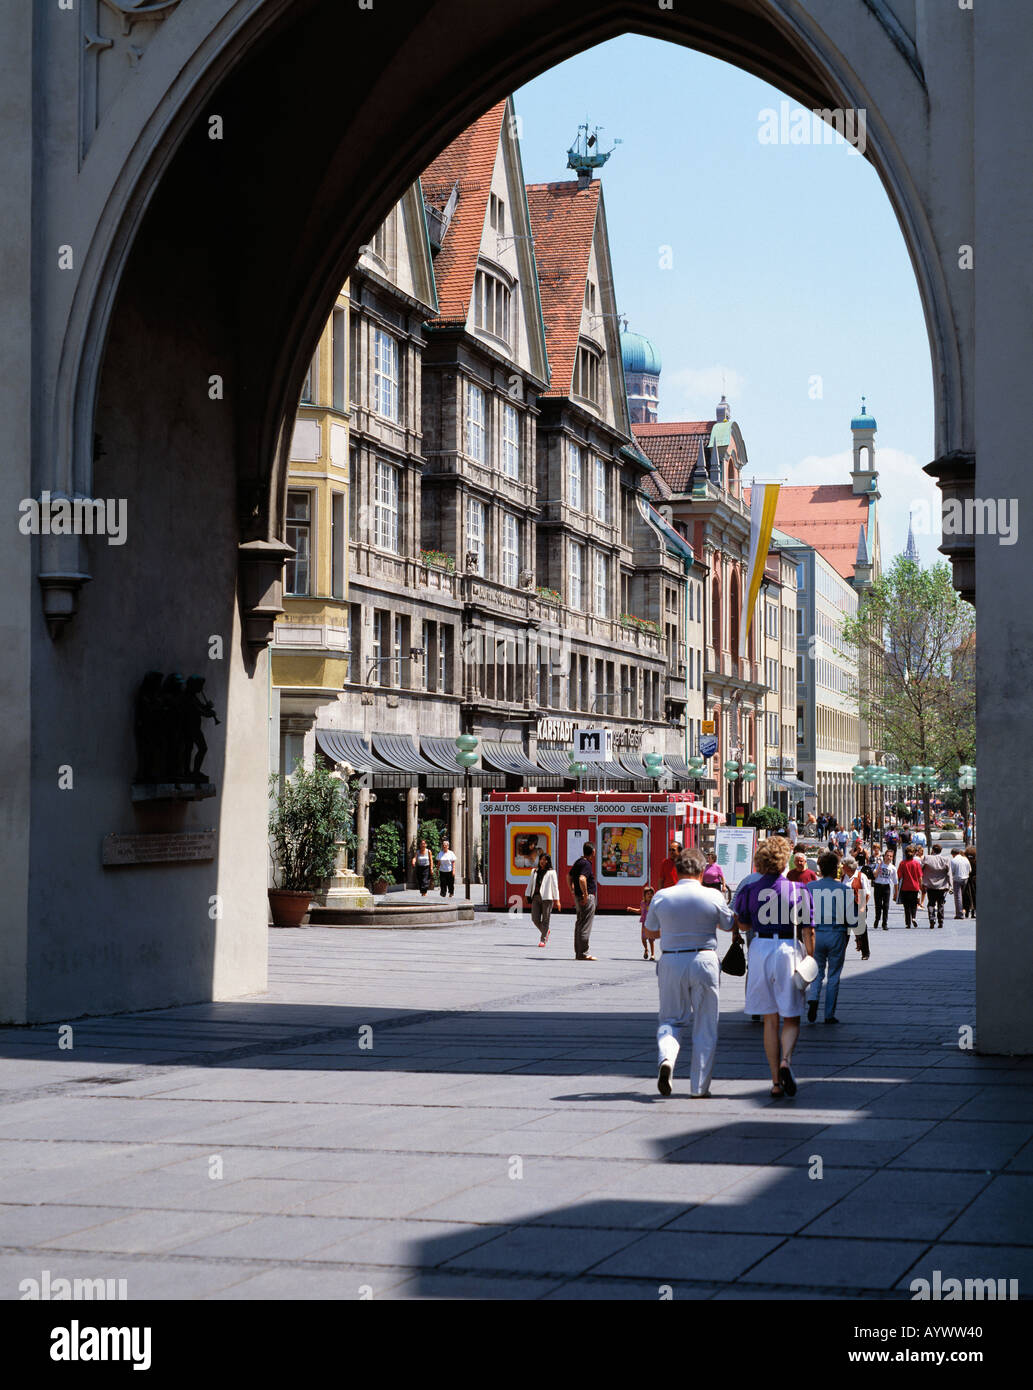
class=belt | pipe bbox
[662,947,716,953]
[754,932,796,940]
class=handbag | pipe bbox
[720,937,746,976]
[791,896,818,991]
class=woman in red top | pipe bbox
[895,847,923,929]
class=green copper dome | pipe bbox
[621,329,661,376]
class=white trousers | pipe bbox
[656,949,721,1096]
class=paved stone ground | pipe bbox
[1,896,1031,1301]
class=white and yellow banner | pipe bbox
[740,483,781,658]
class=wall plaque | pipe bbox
[102,829,216,867]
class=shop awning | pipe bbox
[316,728,393,775]
[682,802,726,825]
[537,750,577,778]
[420,737,499,788]
[664,755,717,790]
[370,733,442,777]
[768,775,815,793]
[481,741,565,787]
[617,753,659,783]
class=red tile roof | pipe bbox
[421,101,507,326]
[766,484,870,581]
[633,421,713,492]
[525,181,600,397]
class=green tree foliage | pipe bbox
[841,557,975,837]
[367,821,403,886]
[747,805,788,832]
[269,766,358,890]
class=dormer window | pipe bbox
[474,269,512,344]
[573,343,601,404]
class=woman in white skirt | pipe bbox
[731,836,815,1098]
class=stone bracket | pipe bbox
[924,450,976,604]
[238,538,293,651]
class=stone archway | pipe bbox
[7,0,1029,1050]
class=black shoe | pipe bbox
[779,1063,797,1097]
[824,1016,840,1024]
[807,999,818,1023]
[657,1062,673,1097]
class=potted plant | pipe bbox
[366,821,403,896]
[268,765,356,926]
[747,805,789,835]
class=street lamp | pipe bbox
[958,764,977,844]
[643,749,665,792]
[454,734,479,900]
[723,756,757,821]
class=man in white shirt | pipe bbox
[787,817,799,847]
[950,847,972,918]
[643,847,737,1098]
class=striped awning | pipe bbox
[482,741,565,787]
[370,733,441,776]
[665,756,717,790]
[617,753,657,783]
[537,750,577,778]
[420,737,499,789]
[315,728,393,775]
[682,802,726,825]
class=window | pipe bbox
[392,614,404,686]
[374,460,399,553]
[473,269,512,343]
[796,561,806,589]
[331,491,345,599]
[502,512,520,587]
[300,350,317,405]
[372,610,384,686]
[594,458,609,522]
[373,329,399,420]
[372,220,388,262]
[348,446,359,540]
[422,621,431,690]
[489,193,505,235]
[501,403,520,479]
[569,542,583,608]
[569,443,583,509]
[594,552,609,616]
[466,497,485,574]
[466,382,486,462]
[285,491,311,595]
[438,625,451,693]
[574,344,601,402]
[688,583,694,622]
[584,280,597,314]
[796,608,804,637]
[332,309,347,412]
[797,707,804,743]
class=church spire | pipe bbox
[903,510,920,563]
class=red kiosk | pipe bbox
[485,790,726,912]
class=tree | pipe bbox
[841,557,975,840]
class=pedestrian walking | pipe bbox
[950,848,972,918]
[437,839,457,898]
[895,846,923,928]
[885,825,899,862]
[836,827,849,854]
[732,835,812,1098]
[658,838,682,891]
[787,816,799,847]
[787,852,817,886]
[411,838,433,896]
[569,842,597,960]
[640,886,657,960]
[964,846,977,916]
[844,855,872,961]
[805,850,860,1023]
[922,842,952,928]
[525,852,560,946]
[643,848,736,1098]
[872,850,897,930]
[701,849,729,901]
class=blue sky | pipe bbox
[514,35,940,563]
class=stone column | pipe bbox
[405,786,420,885]
[356,787,371,877]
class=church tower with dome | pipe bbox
[621,326,661,423]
